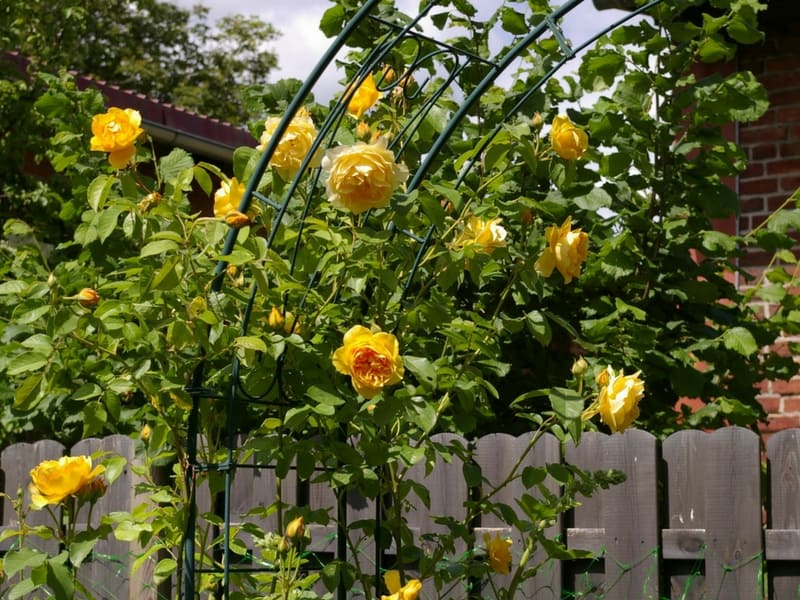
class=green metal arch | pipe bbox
[183,1,665,597]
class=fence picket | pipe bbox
[767,428,800,599]
[704,427,762,599]
[473,432,562,600]
[663,429,707,600]
[0,440,65,556]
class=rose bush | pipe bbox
[0,0,796,598]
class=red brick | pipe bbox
[739,248,772,266]
[751,109,776,128]
[761,414,800,433]
[770,378,800,395]
[751,144,777,161]
[781,397,800,413]
[740,125,788,145]
[765,55,800,73]
[778,107,800,123]
[781,175,800,192]
[780,142,800,158]
[770,89,800,110]
[740,179,776,197]
[758,72,800,92]
[744,162,765,177]
[768,194,794,211]
[767,159,800,175]
[758,394,782,414]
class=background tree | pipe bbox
[0,0,279,123]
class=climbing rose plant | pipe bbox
[0,0,796,598]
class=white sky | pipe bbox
[171,0,638,103]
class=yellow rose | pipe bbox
[451,216,508,254]
[214,177,246,218]
[285,516,305,539]
[381,570,422,600]
[76,287,100,307]
[258,107,323,181]
[90,107,144,168]
[584,366,644,434]
[549,114,588,160]
[322,136,409,215]
[345,73,382,118]
[29,455,105,509]
[534,216,589,284]
[484,532,512,575]
[332,325,404,399]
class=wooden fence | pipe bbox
[2,426,800,599]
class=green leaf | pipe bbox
[306,386,345,406]
[154,558,177,584]
[87,174,115,211]
[319,4,346,37]
[525,310,552,346]
[159,148,194,184]
[97,206,123,243]
[521,465,547,488]
[234,336,267,352]
[7,352,49,376]
[722,326,758,357]
[3,547,48,577]
[14,373,43,409]
[404,356,437,387]
[69,535,99,569]
[500,7,528,35]
[140,239,179,258]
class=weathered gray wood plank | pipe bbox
[704,427,762,599]
[663,429,708,600]
[767,428,800,599]
[473,431,562,600]
[1,440,65,556]
[72,435,146,600]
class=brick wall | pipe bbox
[734,1,800,433]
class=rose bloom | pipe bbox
[332,325,404,399]
[322,136,409,215]
[484,532,512,575]
[214,177,246,218]
[90,107,144,168]
[452,216,508,254]
[345,73,382,118]
[534,216,589,284]
[584,366,645,433]
[549,114,588,160]
[258,107,323,181]
[381,570,422,600]
[29,455,105,509]
[76,287,100,307]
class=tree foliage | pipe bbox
[0,0,279,123]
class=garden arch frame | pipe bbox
[183,1,666,597]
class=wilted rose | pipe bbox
[332,325,404,399]
[534,216,589,284]
[322,136,409,215]
[451,216,508,254]
[258,107,323,181]
[550,114,588,160]
[29,456,105,509]
[90,107,144,168]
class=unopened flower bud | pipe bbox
[571,357,589,377]
[77,477,107,504]
[531,112,544,130]
[285,516,304,540]
[141,423,152,442]
[277,535,290,553]
[225,211,251,228]
[76,288,100,307]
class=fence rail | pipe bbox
[2,426,799,599]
